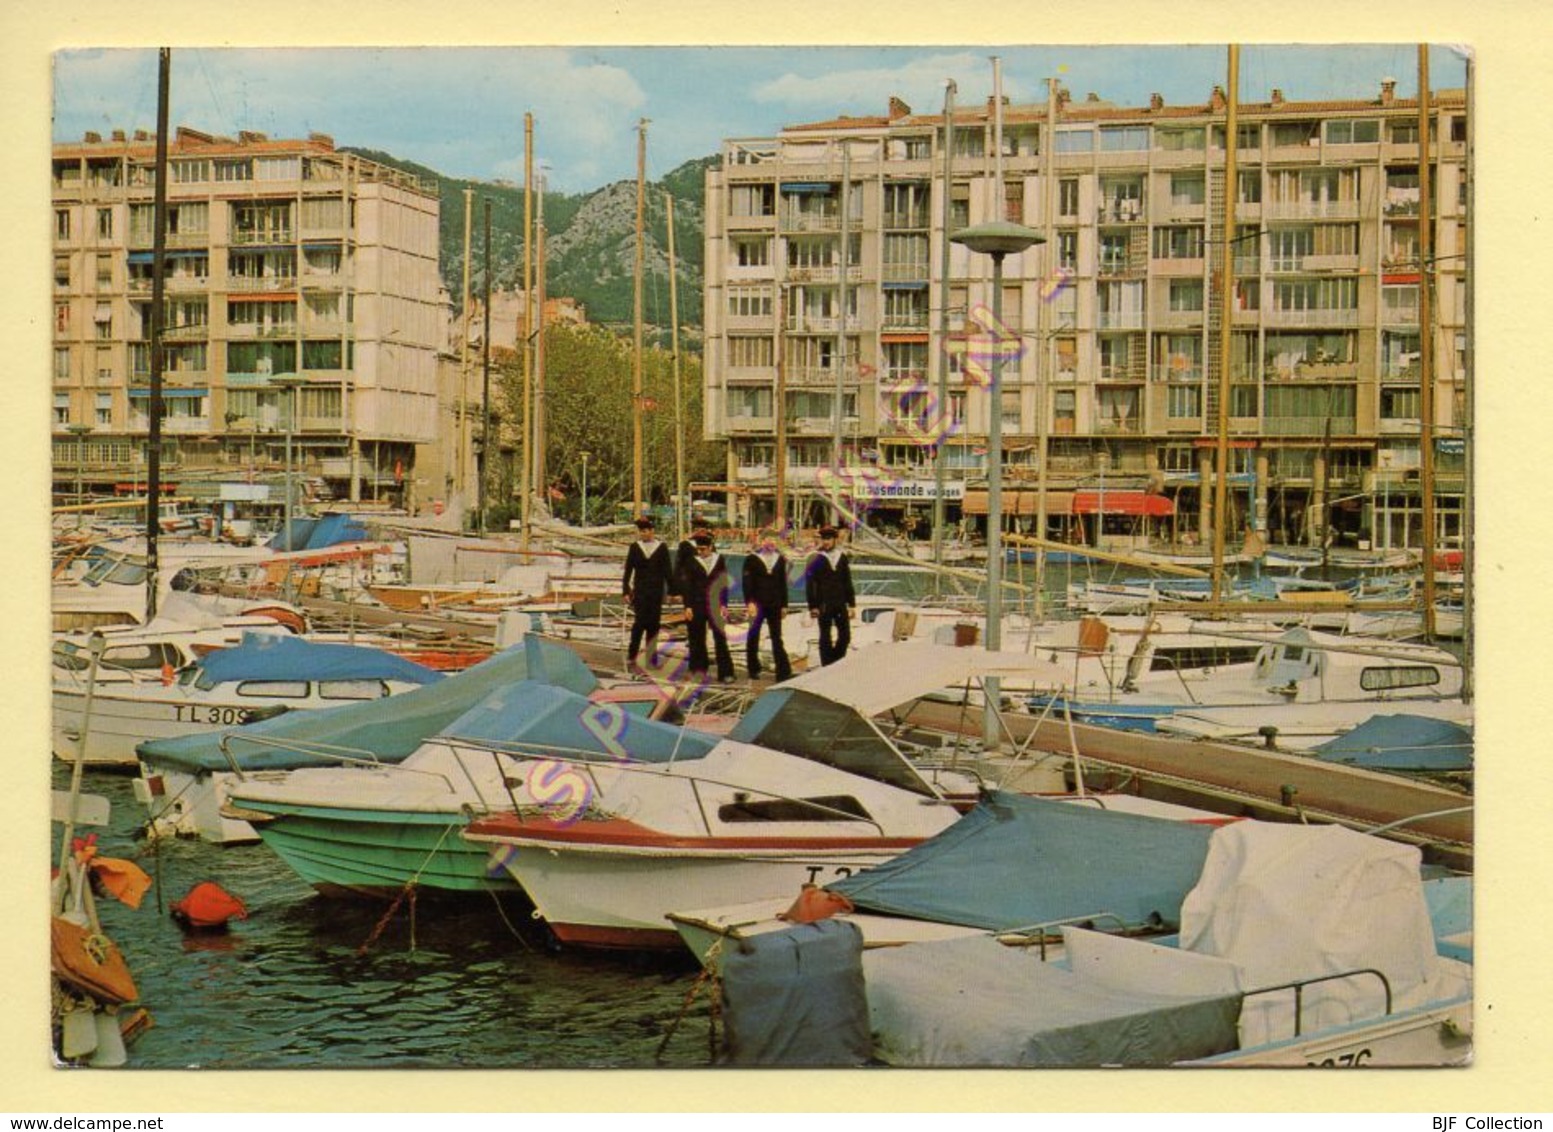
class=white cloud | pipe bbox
[752,51,1036,113]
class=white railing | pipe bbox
[1097,311,1145,330]
[1264,308,1361,328]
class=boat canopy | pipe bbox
[189,633,442,688]
[266,512,373,552]
[138,636,596,774]
[828,791,1215,930]
[729,688,938,798]
[440,680,718,763]
[778,642,1072,716]
[1311,713,1473,772]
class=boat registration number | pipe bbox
[173,706,258,726]
[803,865,857,884]
[1307,1048,1373,1068]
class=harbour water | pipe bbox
[54,767,716,1069]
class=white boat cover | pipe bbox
[863,934,1242,1066]
[780,641,1072,716]
[1179,821,1472,1047]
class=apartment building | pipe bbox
[703,80,1469,551]
[51,127,443,510]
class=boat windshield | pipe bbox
[730,689,936,798]
[81,555,149,588]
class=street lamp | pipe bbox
[950,219,1045,750]
[579,450,591,527]
[66,423,92,527]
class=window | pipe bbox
[728,287,773,319]
[1168,279,1204,312]
[730,184,775,218]
[1273,278,1358,312]
[1004,180,1024,224]
[214,159,252,182]
[1000,390,1021,430]
[235,681,308,699]
[1153,226,1204,260]
[883,341,928,383]
[727,385,774,420]
[167,201,209,237]
[1099,232,1128,272]
[1099,126,1149,151]
[949,183,970,231]
[1389,120,1419,145]
[1324,119,1380,145]
[1238,172,1262,204]
[56,303,71,334]
[1158,333,1202,379]
[883,234,929,273]
[94,303,113,340]
[96,208,113,238]
[1055,336,1077,381]
[951,129,984,158]
[1054,128,1093,154]
[54,394,71,425]
[1230,385,1258,418]
[1167,385,1202,418]
[227,341,295,375]
[1099,336,1133,379]
[56,209,71,240]
[95,346,113,384]
[728,336,775,369]
[55,256,70,287]
[254,156,301,181]
[1359,665,1440,692]
[904,137,932,160]
[1450,116,1467,143]
[1058,179,1080,218]
[96,255,112,287]
[1381,387,1421,420]
[1270,120,1320,147]
[171,159,210,184]
[731,237,770,268]
[1169,174,1205,207]
[1057,231,1078,270]
[1054,389,1076,434]
[883,182,930,228]
[54,348,71,381]
[95,392,112,426]
[1156,127,1205,152]
[303,340,343,370]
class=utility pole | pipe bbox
[145,47,170,621]
[833,140,851,525]
[1211,45,1241,605]
[535,168,548,524]
[1417,45,1437,640]
[932,79,957,576]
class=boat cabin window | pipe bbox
[1150,645,1263,672]
[83,556,148,588]
[1359,665,1440,692]
[718,795,872,823]
[734,690,936,798]
[318,679,392,701]
[233,680,309,699]
[54,640,181,672]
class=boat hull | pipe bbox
[233,799,523,897]
[476,828,915,950]
[54,687,283,768]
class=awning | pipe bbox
[230,292,298,302]
[879,333,930,344]
[962,489,1073,517]
[130,388,208,398]
[1071,490,1173,517]
[881,281,929,289]
[779,182,835,193]
[127,249,208,262]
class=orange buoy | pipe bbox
[170,881,248,931]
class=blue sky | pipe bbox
[53,44,1468,194]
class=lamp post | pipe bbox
[579,450,591,527]
[66,423,92,526]
[949,220,1044,750]
[271,377,307,598]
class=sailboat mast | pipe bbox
[458,186,474,503]
[666,192,687,541]
[1461,52,1474,703]
[931,80,956,576]
[521,113,534,549]
[1210,44,1240,605]
[145,47,170,622]
[1417,45,1438,640]
[633,119,647,518]
[535,170,548,513]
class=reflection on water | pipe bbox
[55,767,711,1069]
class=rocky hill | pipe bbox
[342,147,711,331]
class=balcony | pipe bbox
[883,210,930,230]
[1265,360,1359,382]
[129,415,210,434]
[1097,311,1145,331]
[1261,415,1358,437]
[881,262,930,283]
[226,276,299,294]
[726,415,775,434]
[1098,255,1135,276]
[1097,202,1146,225]
[1152,364,1203,383]
[128,275,209,295]
[725,312,774,332]
[1153,309,1204,330]
[1262,200,1361,221]
[231,229,295,247]
[1097,366,1142,383]
[162,324,210,342]
[786,313,863,335]
[1151,257,1205,277]
[1264,308,1360,329]
[1269,253,1358,274]
[787,366,861,388]
[1378,416,1422,434]
[878,311,930,332]
[725,213,777,232]
[734,464,772,482]
[225,322,300,340]
[1095,417,1143,435]
[1382,304,1421,327]
[781,212,842,233]
[784,265,862,285]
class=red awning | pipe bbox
[1071,490,1173,517]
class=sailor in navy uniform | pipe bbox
[741,528,792,682]
[621,516,672,669]
[680,532,735,683]
[805,525,856,666]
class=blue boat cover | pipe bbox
[720,920,871,1066]
[138,636,596,774]
[266,512,373,552]
[828,791,1215,932]
[1311,714,1473,772]
[441,680,717,763]
[190,633,443,688]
